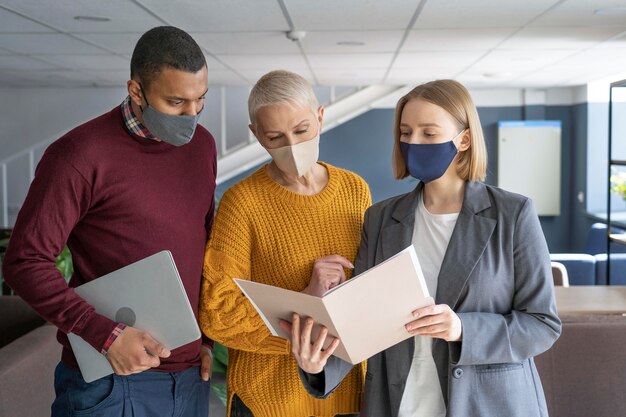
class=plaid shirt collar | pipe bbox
[121,96,157,140]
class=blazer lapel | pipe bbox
[380,184,421,261]
[435,181,497,309]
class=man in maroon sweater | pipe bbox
[2,26,217,416]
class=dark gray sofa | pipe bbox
[535,314,626,417]
[0,296,60,417]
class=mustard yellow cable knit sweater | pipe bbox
[199,162,371,417]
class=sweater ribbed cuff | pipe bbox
[263,336,290,355]
[72,310,119,353]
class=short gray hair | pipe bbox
[248,70,319,123]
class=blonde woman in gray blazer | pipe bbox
[281,79,561,417]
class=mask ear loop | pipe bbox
[451,128,467,149]
[137,82,150,112]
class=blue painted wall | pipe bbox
[318,109,416,203]
[216,103,592,253]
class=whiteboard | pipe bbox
[497,120,561,216]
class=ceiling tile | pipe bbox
[89,69,130,85]
[206,69,250,85]
[315,68,386,85]
[300,31,404,54]
[385,67,459,84]
[193,32,299,54]
[465,49,575,75]
[238,68,315,85]
[216,54,309,71]
[531,0,626,26]
[455,73,515,88]
[393,50,484,71]
[0,71,25,85]
[1,1,626,89]
[308,53,394,69]
[416,0,557,28]
[0,55,63,70]
[403,28,515,52]
[0,8,54,33]
[140,0,288,32]
[546,49,626,75]
[0,33,105,54]
[38,54,130,70]
[498,26,626,50]
[75,32,142,54]
[6,68,99,86]
[285,0,419,30]
[0,0,163,33]
[584,31,626,50]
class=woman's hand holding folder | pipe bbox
[279,313,340,374]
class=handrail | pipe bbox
[0,84,405,227]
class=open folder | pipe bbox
[234,245,434,365]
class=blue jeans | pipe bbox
[51,362,210,417]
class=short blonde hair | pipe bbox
[248,70,319,123]
[392,79,487,181]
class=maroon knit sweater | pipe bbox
[2,105,216,372]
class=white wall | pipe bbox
[0,87,127,162]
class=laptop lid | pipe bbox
[67,250,201,382]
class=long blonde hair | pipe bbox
[392,79,487,181]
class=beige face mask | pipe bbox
[266,135,320,177]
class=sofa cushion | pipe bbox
[594,253,626,285]
[535,314,626,417]
[0,324,60,417]
[585,222,626,255]
[0,296,45,348]
[549,254,596,285]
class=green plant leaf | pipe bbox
[211,382,227,406]
[211,342,228,375]
[55,246,73,282]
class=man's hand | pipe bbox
[303,255,353,297]
[105,326,171,375]
[200,345,213,381]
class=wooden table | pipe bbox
[555,286,626,315]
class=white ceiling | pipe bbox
[1,0,626,88]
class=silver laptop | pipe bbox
[68,250,201,382]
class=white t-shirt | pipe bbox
[397,191,459,417]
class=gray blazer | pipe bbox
[301,181,561,417]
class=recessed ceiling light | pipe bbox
[482,72,512,79]
[74,15,111,22]
[337,41,365,46]
[594,7,626,15]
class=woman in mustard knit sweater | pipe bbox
[199,70,371,417]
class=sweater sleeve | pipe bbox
[199,188,289,355]
[2,149,118,352]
